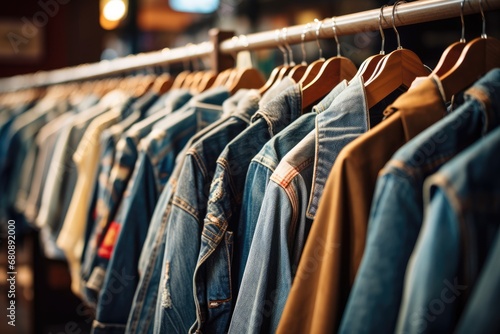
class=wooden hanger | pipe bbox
[197,71,217,92]
[188,71,205,93]
[365,2,429,109]
[440,36,500,101]
[439,0,500,101]
[212,69,233,88]
[301,18,357,109]
[152,73,174,95]
[171,70,191,90]
[259,65,285,95]
[228,67,266,95]
[432,0,468,77]
[354,5,387,82]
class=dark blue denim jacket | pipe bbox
[340,69,500,334]
[230,76,370,334]
[92,87,229,334]
[180,82,303,334]
[126,89,252,334]
[394,69,500,334]
[456,187,500,334]
[234,80,348,289]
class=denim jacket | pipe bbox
[396,69,500,334]
[151,90,261,334]
[92,88,229,334]
[231,76,369,334]
[183,81,303,334]
[234,80,348,289]
[125,90,250,334]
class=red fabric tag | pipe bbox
[97,221,121,260]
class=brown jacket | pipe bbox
[277,76,447,333]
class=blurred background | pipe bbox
[0,1,499,333]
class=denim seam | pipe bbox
[216,158,240,203]
[189,150,208,179]
[283,182,299,247]
[128,204,172,333]
[172,196,199,221]
[149,125,196,165]
[252,157,277,173]
[385,152,455,184]
[92,320,127,329]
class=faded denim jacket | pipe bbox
[184,79,303,334]
[126,89,251,334]
[230,76,369,334]
[396,69,500,334]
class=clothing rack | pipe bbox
[0,0,499,93]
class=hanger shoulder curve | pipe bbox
[440,37,500,101]
[432,41,466,77]
[365,49,429,109]
[229,68,266,95]
[301,57,357,109]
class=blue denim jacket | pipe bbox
[151,90,261,334]
[235,80,348,289]
[126,89,252,334]
[230,76,370,334]
[182,82,303,334]
[396,69,500,334]
[340,69,500,334]
[92,87,229,334]
[456,197,500,334]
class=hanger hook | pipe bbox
[392,0,405,50]
[282,28,295,66]
[314,19,325,60]
[460,0,466,42]
[275,29,288,66]
[330,17,341,56]
[301,22,312,65]
[378,5,387,55]
[480,0,487,38]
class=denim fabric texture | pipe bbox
[92,88,229,334]
[230,76,369,334]
[151,90,261,334]
[80,90,192,306]
[234,80,348,289]
[396,69,500,334]
[340,68,500,334]
[126,90,251,334]
[180,82,303,334]
[456,206,500,334]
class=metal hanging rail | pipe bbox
[1,0,499,92]
[220,0,500,53]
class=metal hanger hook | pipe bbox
[275,29,289,66]
[314,19,325,60]
[480,0,487,38]
[378,5,388,55]
[392,0,406,50]
[300,22,312,65]
[282,28,295,66]
[330,17,341,56]
[460,0,466,42]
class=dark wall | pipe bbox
[0,0,105,78]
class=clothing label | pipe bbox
[97,221,121,259]
[86,266,106,292]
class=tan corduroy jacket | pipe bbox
[277,76,448,334]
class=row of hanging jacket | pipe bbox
[1,1,500,333]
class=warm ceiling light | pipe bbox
[103,0,126,22]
